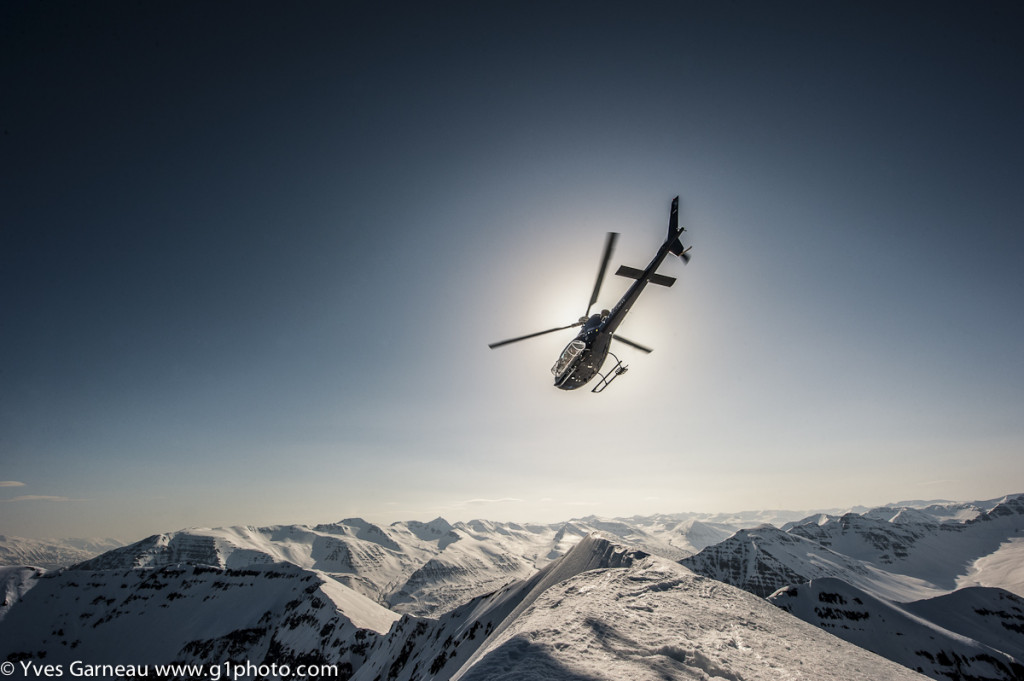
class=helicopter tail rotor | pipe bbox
[675,244,692,264]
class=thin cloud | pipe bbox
[1,495,77,502]
[462,497,524,505]
[0,481,26,487]
[435,497,526,515]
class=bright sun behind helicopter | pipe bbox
[489,196,691,393]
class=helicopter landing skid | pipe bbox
[591,352,628,393]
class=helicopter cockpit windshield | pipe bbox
[551,340,586,377]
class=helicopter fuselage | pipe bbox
[551,314,613,389]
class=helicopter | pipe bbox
[489,196,691,392]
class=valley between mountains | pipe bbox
[2,495,1022,680]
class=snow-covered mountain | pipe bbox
[353,535,646,681]
[0,566,44,622]
[769,579,1024,681]
[783,495,1024,592]
[0,535,925,680]
[61,513,761,619]
[358,536,926,681]
[0,535,123,570]
[681,495,1024,681]
[449,542,925,681]
[3,495,1022,680]
[902,586,1024,662]
[679,524,946,601]
[575,514,742,558]
[683,494,1024,601]
[67,518,572,618]
[0,560,399,675]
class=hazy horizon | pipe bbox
[4,490,1021,544]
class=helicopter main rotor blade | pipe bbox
[586,231,619,316]
[612,334,653,354]
[488,322,583,349]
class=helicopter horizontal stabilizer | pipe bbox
[615,265,675,287]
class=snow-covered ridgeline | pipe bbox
[56,513,750,617]
[682,493,1024,601]
[351,536,928,681]
[2,494,1023,680]
[0,535,927,680]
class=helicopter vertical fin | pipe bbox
[668,196,680,236]
[667,196,691,263]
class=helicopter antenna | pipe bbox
[586,231,618,317]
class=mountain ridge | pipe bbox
[3,494,1022,680]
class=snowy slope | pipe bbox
[0,561,399,673]
[769,578,1024,681]
[784,496,1024,592]
[957,537,1024,596]
[679,524,943,601]
[353,535,646,681]
[452,541,927,681]
[0,566,44,623]
[353,535,927,681]
[902,587,1024,663]
[679,498,1024,681]
[387,522,537,616]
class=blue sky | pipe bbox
[3,1,1023,540]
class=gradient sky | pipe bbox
[3,1,1023,541]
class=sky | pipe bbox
[2,1,1023,541]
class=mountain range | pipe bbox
[0,535,123,571]
[2,494,1022,680]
